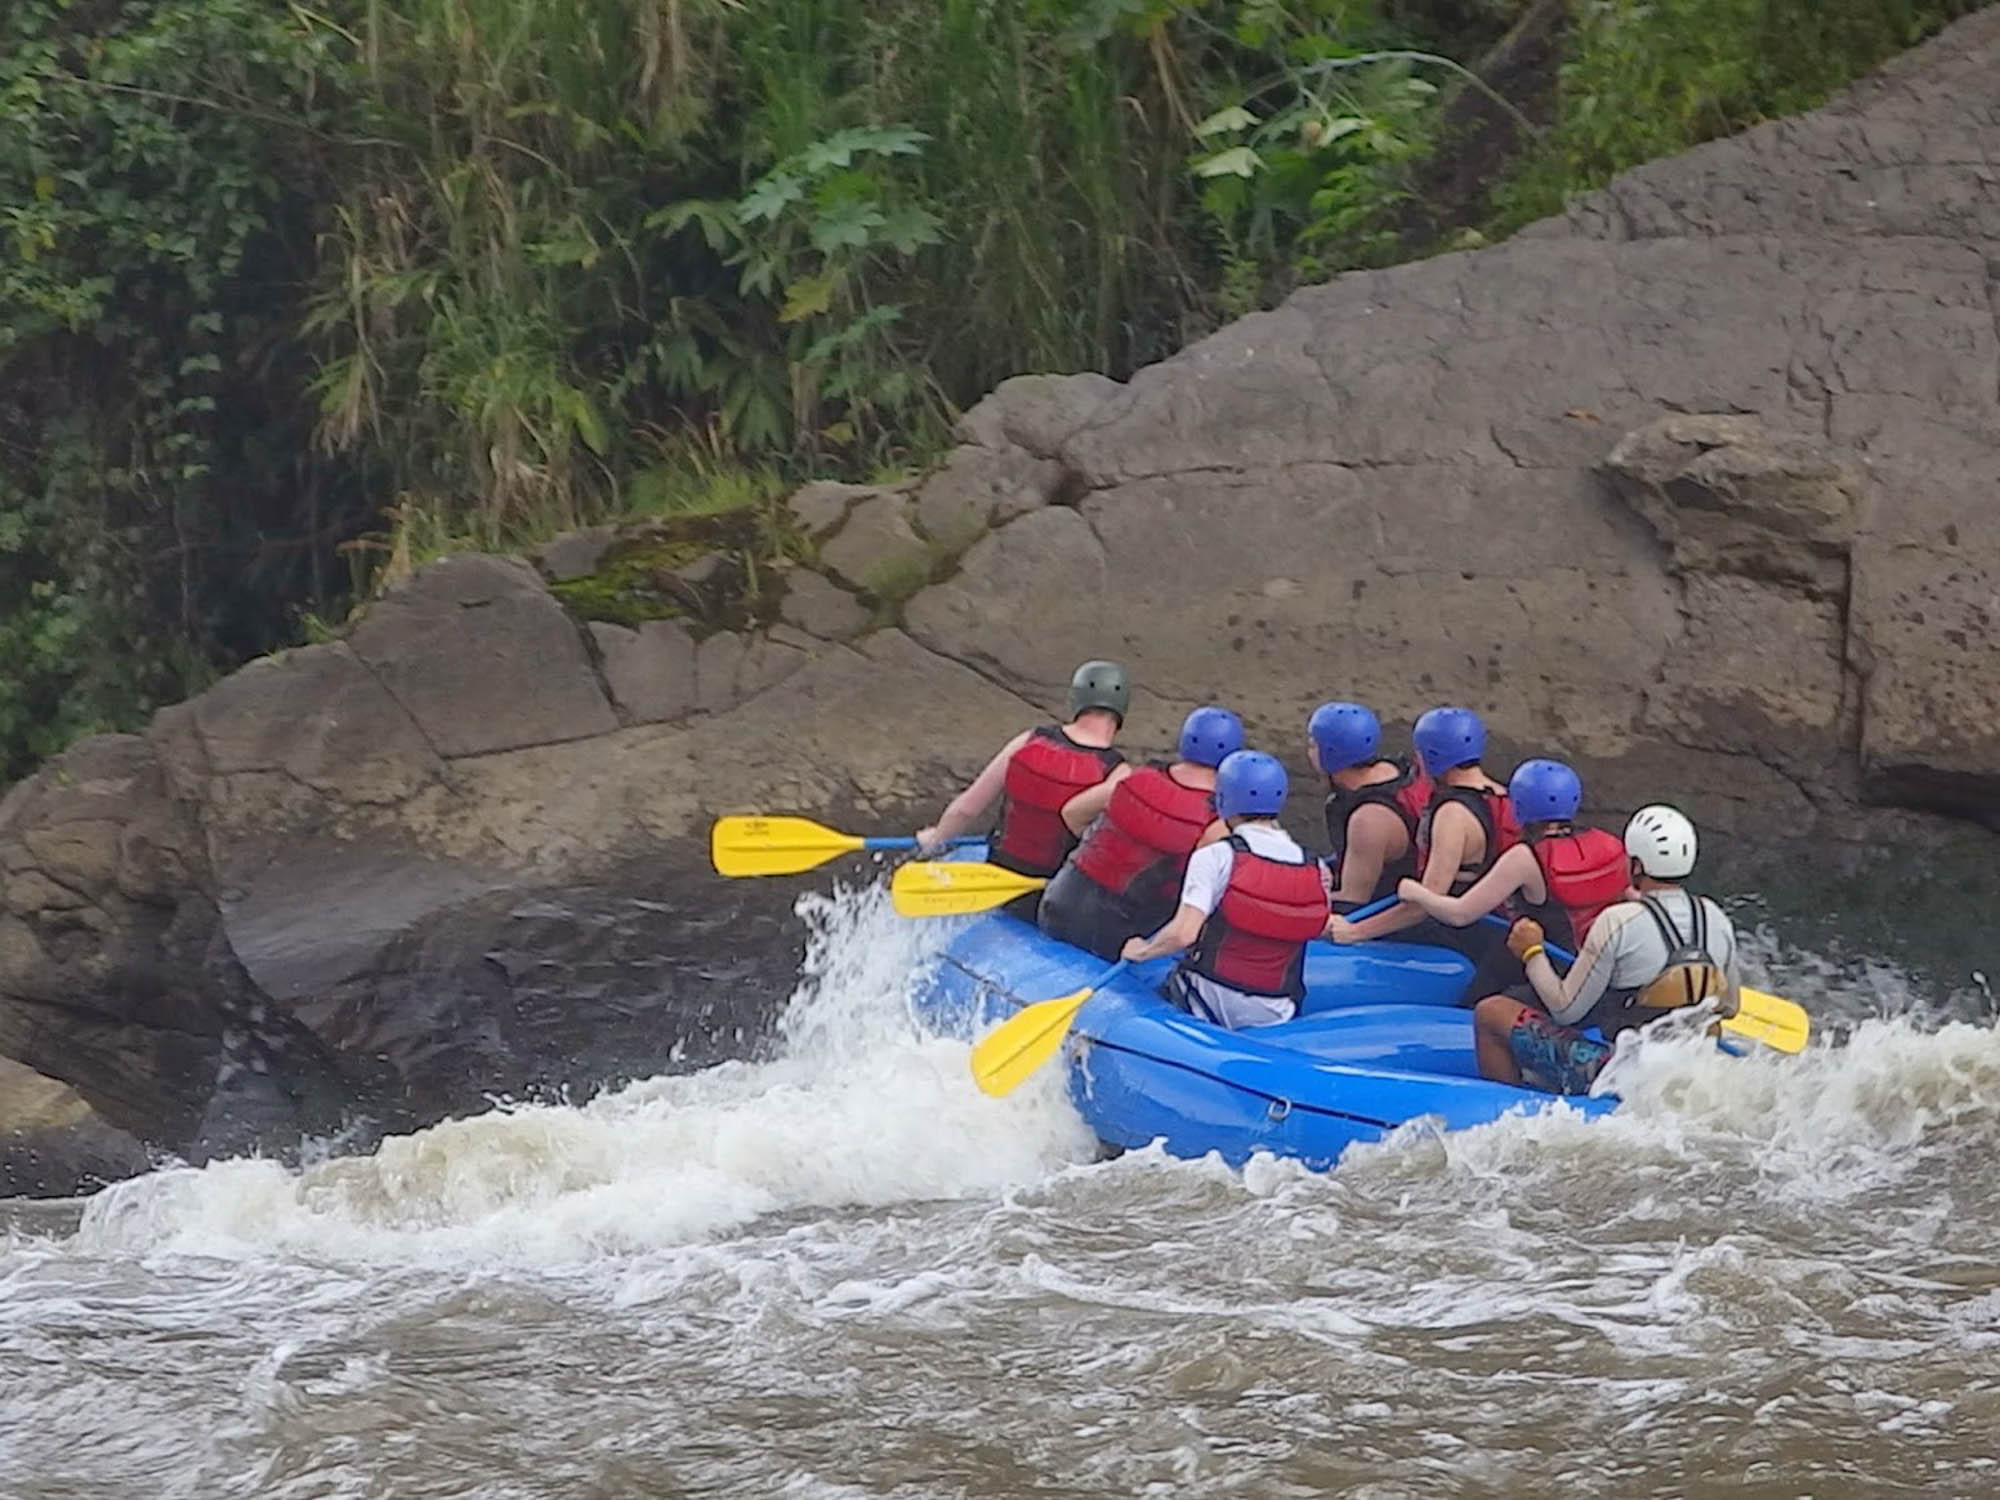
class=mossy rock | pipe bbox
[547,508,807,635]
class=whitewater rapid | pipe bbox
[5,882,1999,1497]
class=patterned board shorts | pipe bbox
[1508,1007,1613,1096]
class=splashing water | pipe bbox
[5,880,2000,1498]
[65,883,1097,1267]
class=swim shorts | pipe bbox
[1508,1007,1612,1096]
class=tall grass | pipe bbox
[1495,0,1988,227]
[299,0,1249,566]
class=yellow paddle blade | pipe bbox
[970,991,1092,1097]
[892,861,1047,917]
[711,815,864,877]
[1721,987,1810,1055]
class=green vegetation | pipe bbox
[0,0,1985,781]
[1497,0,1983,227]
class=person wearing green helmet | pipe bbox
[916,660,1129,919]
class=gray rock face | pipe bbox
[534,525,618,583]
[7,11,2000,1165]
[0,1057,151,1197]
[1603,415,1861,596]
[779,569,870,640]
[915,445,1067,554]
[591,619,697,724]
[787,480,876,540]
[694,630,750,713]
[350,555,618,757]
[906,508,1112,697]
[955,372,1124,456]
[193,642,441,805]
[815,492,930,596]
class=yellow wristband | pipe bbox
[1519,945,1545,964]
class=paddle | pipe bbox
[895,858,1417,921]
[710,816,979,878]
[1473,913,1810,1055]
[966,896,1403,1097]
[970,961,1125,1097]
[892,860,1046,917]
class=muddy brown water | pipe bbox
[4,856,1999,1498]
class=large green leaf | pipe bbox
[738,172,805,224]
[807,200,887,255]
[1195,105,1258,139]
[1193,146,1265,179]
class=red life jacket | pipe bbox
[991,726,1123,878]
[1074,763,1214,909]
[1323,758,1433,904]
[1417,781,1521,895]
[1186,834,1330,1000]
[1530,828,1630,947]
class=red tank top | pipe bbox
[991,726,1123,877]
[1529,828,1629,945]
[1073,764,1213,906]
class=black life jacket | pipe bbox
[1591,894,1729,1038]
[1417,780,1522,896]
[1515,826,1629,955]
[1322,758,1431,906]
[1073,763,1213,918]
[991,725,1123,878]
[1184,834,1330,1001]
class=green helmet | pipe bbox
[1068,659,1129,723]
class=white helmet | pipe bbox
[1624,805,1698,879]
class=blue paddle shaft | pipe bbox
[864,835,984,853]
[1477,911,1576,965]
[1310,892,1398,947]
[1088,958,1130,991]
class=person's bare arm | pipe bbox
[1331,802,1476,942]
[1061,762,1130,835]
[1121,903,1206,963]
[918,730,1028,850]
[1397,844,1539,927]
[1326,803,1398,908]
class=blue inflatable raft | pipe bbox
[911,911,1617,1170]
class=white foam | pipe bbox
[73,883,1096,1266]
[65,896,2000,1272]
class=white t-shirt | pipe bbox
[1175,822,1310,1029]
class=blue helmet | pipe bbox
[1308,701,1380,771]
[1509,758,1582,825]
[1214,750,1288,819]
[1178,706,1245,768]
[1413,706,1486,777]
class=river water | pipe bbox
[4,883,1999,1498]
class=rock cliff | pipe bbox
[5,9,2000,1170]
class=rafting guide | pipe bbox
[915,659,1128,920]
[1473,804,1741,1096]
